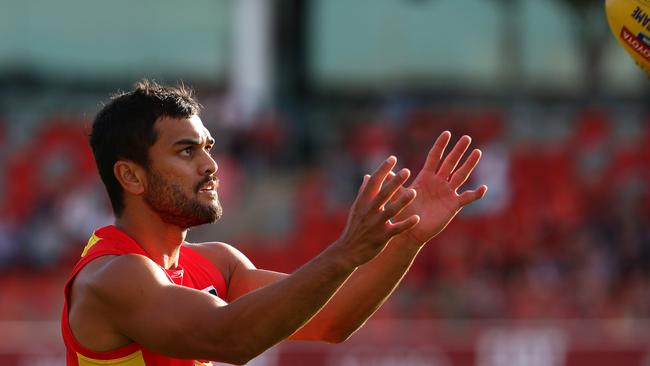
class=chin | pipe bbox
[203,203,223,223]
[161,204,223,229]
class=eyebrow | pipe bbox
[173,137,215,147]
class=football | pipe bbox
[606,0,650,74]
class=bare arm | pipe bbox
[70,156,418,364]
[220,237,421,343]
[307,132,488,340]
[84,246,352,364]
[224,132,488,342]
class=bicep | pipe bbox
[219,244,288,302]
[91,256,232,360]
[227,267,288,302]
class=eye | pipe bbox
[180,147,193,157]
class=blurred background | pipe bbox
[0,0,649,365]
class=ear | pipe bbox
[113,161,146,195]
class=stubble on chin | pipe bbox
[144,171,223,229]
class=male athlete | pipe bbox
[62,81,487,365]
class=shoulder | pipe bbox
[183,242,256,285]
[73,254,169,305]
[68,254,170,351]
[184,242,255,267]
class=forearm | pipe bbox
[294,234,424,342]
[292,131,487,342]
[213,244,355,362]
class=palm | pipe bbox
[398,132,487,244]
[406,175,460,242]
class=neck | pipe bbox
[114,206,187,270]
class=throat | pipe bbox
[114,216,186,269]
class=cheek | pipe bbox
[155,160,194,181]
[148,167,190,192]
[169,175,195,193]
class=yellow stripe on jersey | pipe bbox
[76,350,145,365]
[81,232,102,258]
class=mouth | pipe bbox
[198,178,219,193]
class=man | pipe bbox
[62,80,487,365]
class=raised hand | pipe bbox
[333,156,420,267]
[395,131,488,244]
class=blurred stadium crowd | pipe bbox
[1,1,650,363]
[0,94,648,331]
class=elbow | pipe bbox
[321,326,359,344]
[324,334,351,344]
[213,344,260,365]
[303,318,365,344]
[225,356,254,366]
[215,350,255,365]
[214,335,277,365]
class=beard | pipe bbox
[143,168,223,229]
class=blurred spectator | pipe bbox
[1,98,649,329]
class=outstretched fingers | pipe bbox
[421,131,451,173]
[381,185,419,236]
[362,156,398,199]
[437,135,471,179]
[386,213,420,237]
[371,168,411,211]
[357,174,371,194]
[359,163,420,237]
[382,186,416,220]
[449,149,482,189]
[458,185,488,207]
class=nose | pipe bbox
[200,151,218,176]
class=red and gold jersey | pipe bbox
[62,226,227,366]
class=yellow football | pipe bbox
[606,0,650,74]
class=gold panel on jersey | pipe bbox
[81,232,102,258]
[76,350,145,365]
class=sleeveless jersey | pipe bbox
[62,225,228,366]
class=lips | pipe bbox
[197,178,219,193]
[199,182,214,191]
